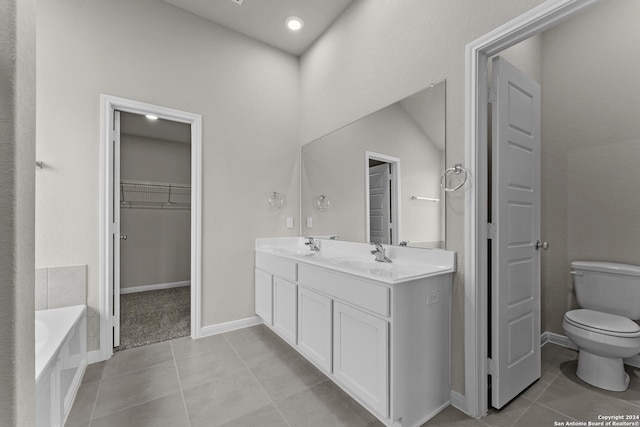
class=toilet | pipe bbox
[563,261,640,391]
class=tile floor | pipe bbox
[67,325,640,427]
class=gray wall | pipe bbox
[300,0,545,396]
[120,134,191,289]
[35,0,300,351]
[540,0,640,335]
[0,0,36,424]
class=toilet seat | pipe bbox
[564,309,640,337]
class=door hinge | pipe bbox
[488,87,496,104]
[487,358,497,375]
[487,223,496,239]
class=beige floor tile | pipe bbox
[64,379,100,427]
[422,405,484,426]
[183,368,272,427]
[103,341,173,378]
[512,403,575,427]
[93,361,181,419]
[82,360,106,384]
[91,392,189,427]
[170,333,232,361]
[275,381,377,427]
[522,344,578,400]
[537,374,640,422]
[218,404,289,427]
[560,360,640,409]
[224,324,281,346]
[175,348,247,389]
[229,329,298,368]
[250,350,327,400]
[481,396,534,427]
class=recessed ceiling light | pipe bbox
[286,16,304,31]
[145,114,159,120]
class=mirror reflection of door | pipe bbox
[369,161,391,244]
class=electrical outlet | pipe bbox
[306,217,313,228]
[426,289,439,305]
[286,217,294,229]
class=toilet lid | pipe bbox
[565,309,640,335]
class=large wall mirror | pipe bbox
[301,80,446,248]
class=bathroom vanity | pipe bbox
[255,237,455,427]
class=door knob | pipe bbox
[120,235,127,240]
[535,240,549,250]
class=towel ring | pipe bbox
[440,163,468,192]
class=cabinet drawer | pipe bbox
[298,264,389,317]
[255,252,297,282]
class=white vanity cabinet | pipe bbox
[255,252,298,335]
[255,269,273,325]
[254,239,454,427]
[273,277,297,344]
[297,286,332,372]
[333,301,389,417]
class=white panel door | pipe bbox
[333,301,389,417]
[273,277,297,344]
[113,110,121,348]
[298,286,332,372]
[369,163,390,244]
[255,269,273,325]
[491,56,541,409]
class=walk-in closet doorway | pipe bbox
[100,95,203,361]
[116,111,192,350]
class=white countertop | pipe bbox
[256,237,456,284]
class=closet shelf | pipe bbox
[120,180,191,210]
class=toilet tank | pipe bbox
[571,261,640,319]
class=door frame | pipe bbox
[364,151,401,245]
[463,0,600,417]
[99,94,203,361]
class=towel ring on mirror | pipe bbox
[440,163,468,192]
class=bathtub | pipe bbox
[36,305,87,427]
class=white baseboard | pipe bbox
[625,355,640,368]
[541,331,578,350]
[120,280,190,294]
[87,349,104,364]
[541,331,640,368]
[450,390,466,414]
[197,316,263,338]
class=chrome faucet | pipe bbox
[370,242,392,263]
[305,237,320,252]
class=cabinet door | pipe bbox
[255,269,273,325]
[298,287,332,372]
[273,277,297,344]
[333,302,389,417]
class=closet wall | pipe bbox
[120,118,191,291]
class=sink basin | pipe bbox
[265,248,318,257]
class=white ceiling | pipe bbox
[162,0,355,56]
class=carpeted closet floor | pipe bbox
[117,286,190,351]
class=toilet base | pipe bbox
[576,350,630,392]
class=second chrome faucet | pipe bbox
[370,242,392,263]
